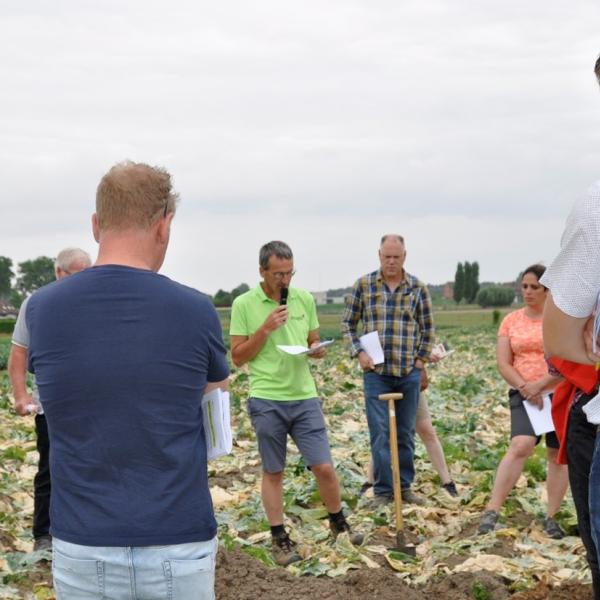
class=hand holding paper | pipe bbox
[523,394,554,436]
[359,331,384,365]
[277,340,334,356]
[431,343,455,362]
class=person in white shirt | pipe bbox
[541,54,600,600]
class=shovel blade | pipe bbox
[393,531,416,557]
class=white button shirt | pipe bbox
[541,181,600,318]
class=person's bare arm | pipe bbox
[8,344,32,416]
[520,373,563,409]
[204,377,229,395]
[307,329,326,359]
[497,334,562,408]
[543,293,596,364]
[230,306,288,367]
[496,336,526,390]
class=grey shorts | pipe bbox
[247,397,333,473]
[508,389,559,449]
[416,392,430,422]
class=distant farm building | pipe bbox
[311,291,328,305]
[311,292,349,305]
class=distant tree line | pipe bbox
[452,259,518,308]
[0,256,56,311]
[212,283,250,307]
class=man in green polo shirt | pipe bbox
[230,240,362,566]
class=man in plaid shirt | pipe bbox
[341,234,434,505]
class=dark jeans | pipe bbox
[363,369,421,495]
[568,395,600,599]
[33,414,51,539]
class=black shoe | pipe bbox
[478,510,499,534]
[441,481,458,497]
[272,532,302,566]
[401,488,425,506]
[544,517,565,540]
[329,519,364,546]
[33,535,52,552]
[370,494,393,508]
[359,481,373,496]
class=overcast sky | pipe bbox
[2,1,599,294]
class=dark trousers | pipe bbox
[363,369,421,494]
[567,395,600,599]
[33,414,51,539]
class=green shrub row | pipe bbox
[0,320,15,335]
[0,339,10,370]
[476,286,515,308]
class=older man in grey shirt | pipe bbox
[8,248,91,551]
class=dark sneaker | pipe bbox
[370,494,393,508]
[478,510,499,534]
[359,481,373,496]
[330,519,364,546]
[272,532,302,566]
[441,481,458,498]
[544,517,565,540]
[33,535,52,552]
[401,488,425,506]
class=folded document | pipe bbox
[276,339,334,355]
[201,388,233,460]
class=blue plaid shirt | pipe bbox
[341,269,434,377]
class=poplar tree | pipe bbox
[453,263,464,304]
[470,262,480,303]
[463,262,473,305]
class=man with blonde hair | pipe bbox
[9,247,91,551]
[27,161,229,599]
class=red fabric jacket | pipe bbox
[549,358,598,465]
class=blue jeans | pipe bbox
[364,369,421,496]
[590,433,600,562]
[52,536,218,600]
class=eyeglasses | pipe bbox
[270,270,296,280]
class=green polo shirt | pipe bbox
[230,284,319,401]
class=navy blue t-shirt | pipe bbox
[27,265,229,547]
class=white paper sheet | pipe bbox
[277,339,334,355]
[359,331,385,365]
[431,343,455,360]
[523,394,555,436]
[582,392,600,425]
[201,388,233,460]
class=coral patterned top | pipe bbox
[498,308,547,382]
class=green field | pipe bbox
[218,304,512,347]
[0,303,585,596]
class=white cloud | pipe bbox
[1,0,599,293]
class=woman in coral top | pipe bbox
[478,264,568,538]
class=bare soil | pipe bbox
[215,547,593,600]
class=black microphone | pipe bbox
[280,287,288,306]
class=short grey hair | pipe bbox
[259,241,293,269]
[595,54,600,86]
[55,248,92,273]
[380,234,405,246]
